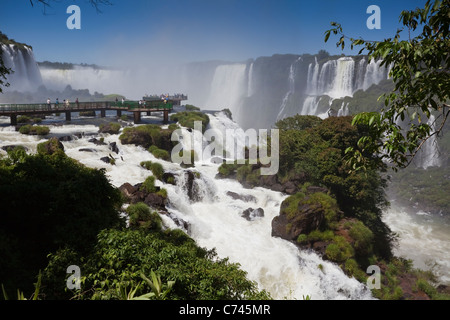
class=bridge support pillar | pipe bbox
[100,109,106,118]
[10,114,17,126]
[147,111,151,116]
[117,110,122,118]
[65,111,71,122]
[163,110,169,124]
[133,112,141,124]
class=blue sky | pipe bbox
[0,0,427,66]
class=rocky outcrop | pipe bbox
[36,137,64,155]
[109,142,119,154]
[119,182,167,211]
[272,202,326,241]
[241,207,264,221]
[226,191,257,203]
[88,138,107,146]
[271,187,334,241]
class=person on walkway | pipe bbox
[75,98,79,107]
[47,98,51,110]
[55,98,59,109]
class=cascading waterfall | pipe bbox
[337,102,349,117]
[297,56,388,118]
[417,115,442,169]
[362,59,387,91]
[276,57,301,121]
[301,96,321,116]
[0,112,376,299]
[1,44,42,92]
[205,64,247,123]
[327,57,355,99]
[247,62,254,98]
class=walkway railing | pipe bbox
[0,100,173,114]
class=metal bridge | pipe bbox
[0,99,178,125]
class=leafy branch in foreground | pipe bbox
[325,0,450,172]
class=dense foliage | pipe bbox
[42,201,270,300]
[0,148,124,297]
[170,111,210,133]
[275,116,392,258]
[325,0,450,172]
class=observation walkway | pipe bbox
[0,99,180,125]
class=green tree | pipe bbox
[60,228,270,300]
[325,0,449,172]
[0,150,124,297]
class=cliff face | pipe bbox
[1,33,43,92]
[182,53,390,129]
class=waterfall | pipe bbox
[276,57,301,121]
[1,44,43,92]
[362,59,387,91]
[301,96,321,116]
[306,57,320,95]
[337,102,349,117]
[417,115,441,169]
[205,64,247,123]
[247,62,254,97]
[325,57,355,99]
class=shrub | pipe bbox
[140,176,157,193]
[348,221,374,256]
[170,111,210,132]
[127,202,162,231]
[140,161,165,180]
[19,125,50,136]
[99,122,121,134]
[325,236,354,262]
[149,145,170,161]
[17,115,31,123]
[185,104,200,111]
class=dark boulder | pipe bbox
[271,189,339,241]
[37,138,64,156]
[109,142,119,154]
[79,148,97,153]
[88,138,107,146]
[226,191,257,203]
[241,207,264,221]
[162,172,177,185]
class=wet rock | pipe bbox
[119,183,137,200]
[144,193,167,210]
[37,138,64,155]
[58,135,73,142]
[100,156,111,164]
[226,191,257,203]
[79,148,97,153]
[162,172,177,185]
[88,138,107,146]
[271,192,331,241]
[241,207,264,221]
[109,142,119,154]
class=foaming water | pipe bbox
[0,114,375,300]
[383,204,450,285]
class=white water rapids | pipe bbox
[0,111,376,300]
[1,111,448,298]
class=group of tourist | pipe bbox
[46,97,79,110]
